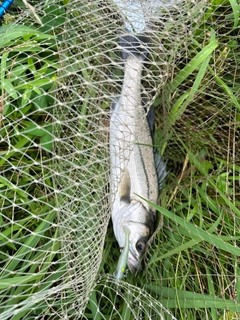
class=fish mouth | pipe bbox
[127,251,143,275]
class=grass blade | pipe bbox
[136,195,240,257]
[167,35,218,94]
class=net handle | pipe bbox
[0,0,14,19]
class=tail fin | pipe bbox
[120,32,150,60]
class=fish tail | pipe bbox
[119,31,150,60]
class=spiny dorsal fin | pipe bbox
[118,169,131,203]
[154,153,168,191]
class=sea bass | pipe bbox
[110,33,167,275]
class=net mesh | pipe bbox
[0,0,239,319]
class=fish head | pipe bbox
[111,169,156,275]
[127,223,150,274]
[121,200,155,274]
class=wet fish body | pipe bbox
[110,34,165,273]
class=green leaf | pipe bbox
[208,66,240,111]
[136,195,240,257]
[0,275,41,290]
[32,95,48,109]
[146,286,240,311]
[168,35,218,94]
[40,131,53,152]
[2,79,18,99]
[0,209,56,277]
[150,210,223,262]
[16,78,51,90]
[169,37,214,126]
[21,122,47,136]
[228,0,239,29]
[21,89,32,107]
[180,142,240,218]
[0,25,55,47]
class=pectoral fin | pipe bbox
[118,169,131,203]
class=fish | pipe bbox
[110,32,167,274]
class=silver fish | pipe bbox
[110,33,167,274]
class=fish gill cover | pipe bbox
[0,0,239,319]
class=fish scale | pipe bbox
[110,56,158,210]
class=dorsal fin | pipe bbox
[154,153,168,191]
[145,104,168,190]
[146,104,155,136]
[118,169,131,203]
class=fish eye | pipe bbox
[136,240,146,253]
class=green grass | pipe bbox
[94,1,240,319]
[1,0,240,319]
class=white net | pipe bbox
[0,0,239,319]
